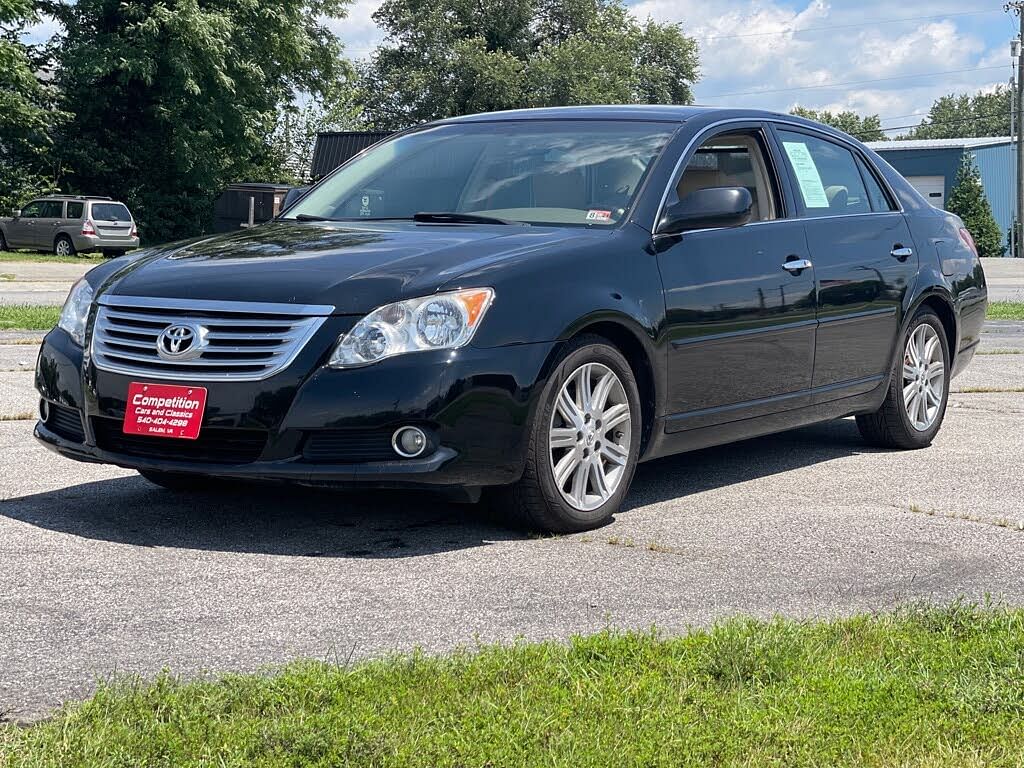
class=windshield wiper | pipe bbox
[293,214,420,223]
[413,212,524,226]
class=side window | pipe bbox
[855,156,896,212]
[66,202,84,219]
[673,131,779,222]
[20,202,42,218]
[776,130,870,217]
[39,201,64,218]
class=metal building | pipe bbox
[864,137,1016,250]
[310,131,392,180]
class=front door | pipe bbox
[772,127,919,397]
[656,125,817,431]
[7,201,43,248]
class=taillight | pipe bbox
[959,228,979,258]
[81,219,96,236]
[130,222,138,238]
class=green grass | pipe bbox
[0,305,61,331]
[0,249,104,265]
[3,605,1023,767]
[987,301,1024,321]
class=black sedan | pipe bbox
[35,106,988,532]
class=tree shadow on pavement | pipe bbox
[2,418,882,557]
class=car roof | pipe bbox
[439,105,800,124]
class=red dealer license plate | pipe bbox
[123,382,208,440]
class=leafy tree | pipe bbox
[905,87,1011,140]
[0,0,64,213]
[789,107,884,142]
[272,75,363,183]
[358,0,699,130]
[947,155,1003,258]
[43,0,352,243]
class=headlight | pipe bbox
[329,288,494,368]
[57,278,94,347]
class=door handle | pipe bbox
[782,258,813,274]
[891,245,913,261]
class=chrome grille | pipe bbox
[91,296,333,381]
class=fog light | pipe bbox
[392,426,428,458]
[39,399,50,422]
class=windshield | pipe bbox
[285,121,676,227]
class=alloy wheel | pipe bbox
[548,361,632,511]
[55,238,72,257]
[902,323,945,431]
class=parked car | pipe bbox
[33,106,987,532]
[0,195,139,257]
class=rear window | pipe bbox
[91,203,132,222]
[67,202,84,219]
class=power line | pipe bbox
[697,9,1002,41]
[700,65,1009,100]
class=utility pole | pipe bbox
[1008,2,1024,257]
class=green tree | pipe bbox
[0,0,64,213]
[789,107,885,142]
[44,0,352,243]
[358,0,699,130]
[905,86,1010,140]
[947,155,1003,258]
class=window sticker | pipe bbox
[586,209,612,222]
[782,141,830,208]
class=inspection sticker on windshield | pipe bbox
[781,141,830,208]
[123,382,207,440]
[586,210,613,222]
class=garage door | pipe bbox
[906,175,945,208]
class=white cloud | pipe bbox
[326,0,385,58]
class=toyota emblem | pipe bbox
[157,323,206,360]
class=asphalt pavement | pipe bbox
[1,321,1022,721]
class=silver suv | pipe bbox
[0,196,140,257]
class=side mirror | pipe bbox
[281,186,311,211]
[656,187,753,235]
[11,209,21,218]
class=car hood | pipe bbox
[100,220,596,314]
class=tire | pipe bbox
[856,307,950,449]
[54,235,76,257]
[496,335,643,533]
[139,469,226,492]
[0,230,8,251]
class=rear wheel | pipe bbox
[54,235,75,257]
[497,336,642,533]
[856,307,950,449]
[139,469,227,492]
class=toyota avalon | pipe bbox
[34,106,987,532]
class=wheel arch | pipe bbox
[543,313,660,455]
[908,288,958,364]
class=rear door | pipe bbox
[656,122,817,431]
[89,202,134,242]
[36,200,65,250]
[771,125,918,399]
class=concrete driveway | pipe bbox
[1,321,1022,721]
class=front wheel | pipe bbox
[497,336,642,533]
[856,307,950,449]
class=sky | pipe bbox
[23,0,1020,135]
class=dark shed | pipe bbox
[213,183,293,233]
[310,131,392,179]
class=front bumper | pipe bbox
[34,326,555,489]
